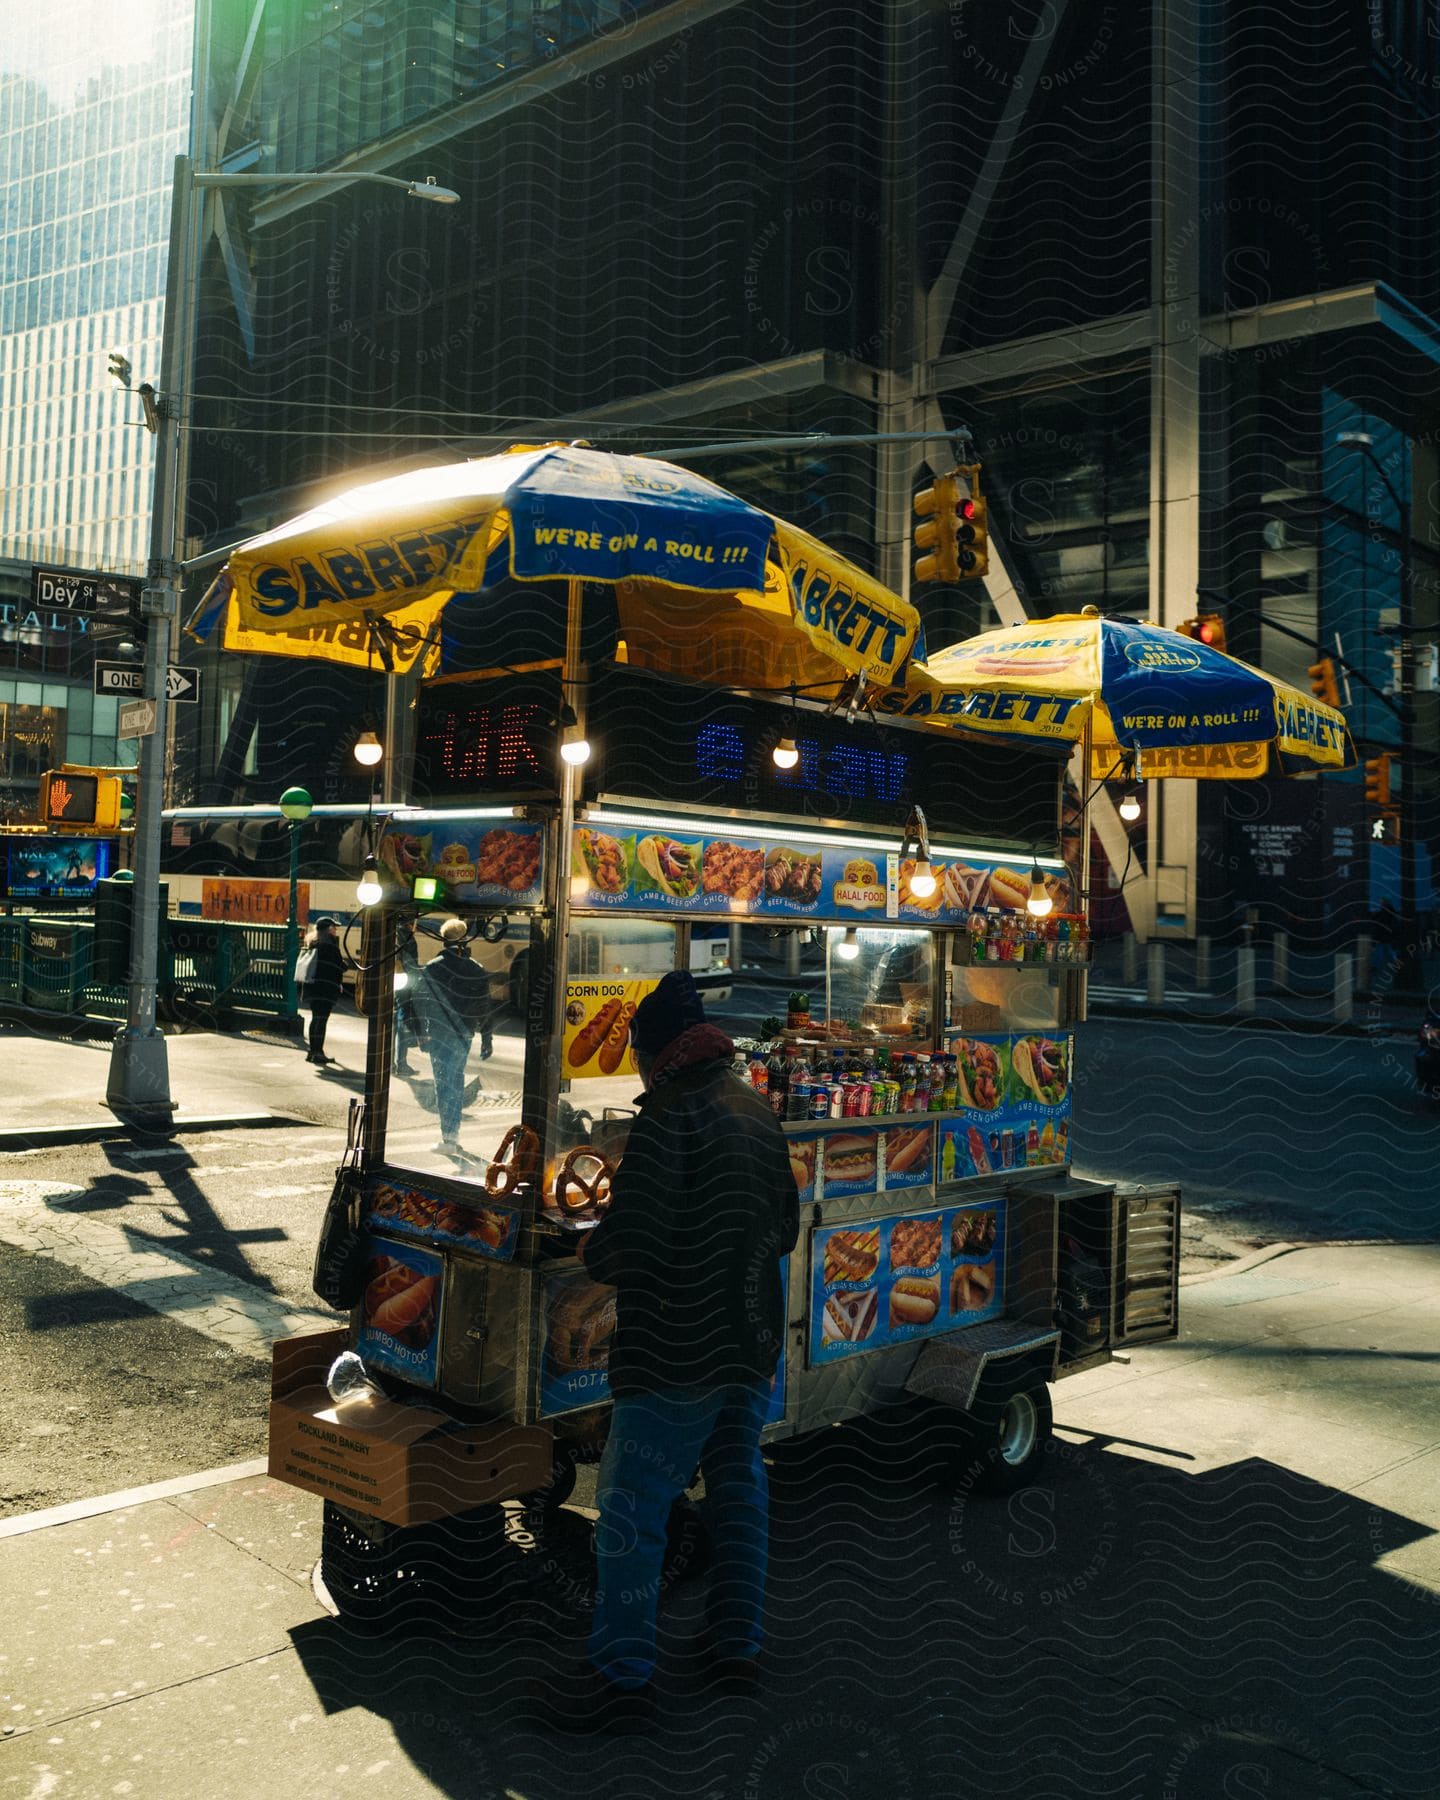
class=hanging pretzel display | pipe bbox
[484,1125,540,1200]
[554,1147,615,1214]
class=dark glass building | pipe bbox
[185,0,1439,937]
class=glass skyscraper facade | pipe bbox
[0,0,192,817]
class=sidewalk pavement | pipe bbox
[0,1243,1435,1799]
[0,1007,525,1152]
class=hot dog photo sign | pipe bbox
[563,978,662,1081]
[808,1203,1004,1365]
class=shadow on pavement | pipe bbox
[284,1406,1439,1798]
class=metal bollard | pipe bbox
[1236,946,1256,1013]
[1272,929,1289,992]
[1146,940,1165,1007]
[1333,952,1353,1023]
[1122,933,1139,986]
[1195,935,1211,989]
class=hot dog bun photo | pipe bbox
[889,1276,939,1327]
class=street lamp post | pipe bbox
[279,786,313,1018]
[105,154,458,1123]
[1335,430,1418,990]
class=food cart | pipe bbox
[225,449,1346,1628]
[265,655,1181,1624]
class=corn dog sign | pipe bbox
[562,978,661,1080]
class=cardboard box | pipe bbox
[268,1330,552,1526]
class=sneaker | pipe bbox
[524,1665,656,1735]
[432,1139,462,1155]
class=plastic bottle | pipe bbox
[985,913,1001,961]
[941,1133,956,1182]
[899,1053,918,1113]
[749,1052,768,1097]
[766,1048,787,1116]
[941,1055,959,1110]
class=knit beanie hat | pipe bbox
[630,969,707,1057]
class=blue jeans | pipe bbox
[429,1036,470,1140]
[589,1379,773,1688]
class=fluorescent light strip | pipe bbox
[584,807,1066,868]
[162,803,522,822]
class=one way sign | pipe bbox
[94,662,200,703]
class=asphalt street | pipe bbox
[0,1007,1431,1521]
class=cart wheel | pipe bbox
[318,1501,515,1633]
[958,1374,1053,1495]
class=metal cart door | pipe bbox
[1111,1183,1180,1347]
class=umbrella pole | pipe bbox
[1079,716,1093,922]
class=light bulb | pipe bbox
[560,735,592,766]
[1118,788,1141,822]
[393,969,409,992]
[1026,865,1053,918]
[356,854,382,906]
[772,737,799,770]
[909,860,937,899]
[353,730,383,768]
[835,928,860,962]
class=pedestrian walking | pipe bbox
[414,918,495,1154]
[393,920,422,1076]
[298,916,344,1065]
[537,970,799,1733]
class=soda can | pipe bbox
[810,1084,830,1120]
[829,1083,845,1119]
[841,1083,862,1117]
[855,1082,873,1117]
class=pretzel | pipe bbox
[555,1147,614,1214]
[484,1125,540,1200]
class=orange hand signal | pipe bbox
[49,778,74,817]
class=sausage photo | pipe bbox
[368,1271,438,1337]
[597,999,638,1074]
[567,997,625,1067]
[885,1126,933,1178]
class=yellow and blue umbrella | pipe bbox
[190,443,920,691]
[883,610,1355,779]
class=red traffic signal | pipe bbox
[1176,613,1227,652]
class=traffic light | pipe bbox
[1363,754,1392,810]
[1307,656,1341,707]
[957,463,989,580]
[1175,613,1227,652]
[1372,813,1401,843]
[39,769,123,830]
[913,474,962,583]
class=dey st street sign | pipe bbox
[31,566,142,615]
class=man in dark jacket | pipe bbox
[415,919,494,1153]
[299,917,345,1065]
[552,970,798,1732]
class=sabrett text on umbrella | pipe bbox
[876,688,1083,727]
[249,518,490,614]
[791,566,908,669]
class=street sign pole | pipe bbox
[106,154,194,1125]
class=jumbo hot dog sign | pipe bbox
[563,978,662,1080]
